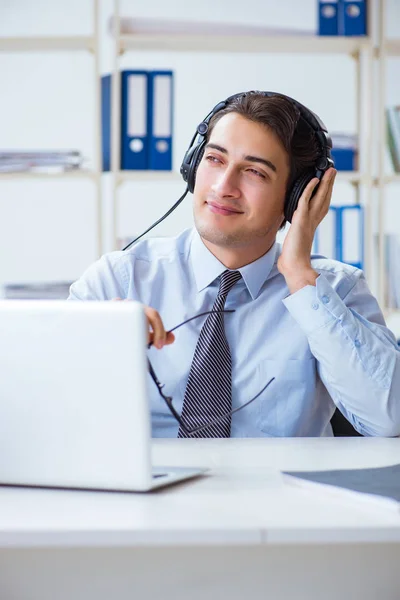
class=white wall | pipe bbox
[0,0,399,289]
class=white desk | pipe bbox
[1,438,400,600]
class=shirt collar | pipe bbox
[189,229,278,300]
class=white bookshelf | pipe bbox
[377,1,400,322]
[0,0,102,256]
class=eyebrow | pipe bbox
[205,143,277,173]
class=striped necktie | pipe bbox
[178,269,242,438]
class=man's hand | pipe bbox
[111,299,175,349]
[277,167,337,294]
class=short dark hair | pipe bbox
[206,92,320,228]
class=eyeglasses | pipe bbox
[147,310,275,436]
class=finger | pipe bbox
[144,307,167,349]
[309,169,336,209]
[165,331,175,345]
[319,167,336,194]
[296,177,320,213]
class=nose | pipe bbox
[211,166,240,198]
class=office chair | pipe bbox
[330,408,362,437]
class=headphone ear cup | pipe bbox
[285,170,315,223]
[187,145,205,193]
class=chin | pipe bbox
[195,220,249,248]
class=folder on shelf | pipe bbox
[331,133,358,171]
[386,106,400,173]
[340,0,367,36]
[121,70,149,170]
[314,205,364,270]
[338,205,364,269]
[314,206,338,259]
[318,0,339,36]
[148,70,173,171]
[101,70,149,171]
[101,74,112,171]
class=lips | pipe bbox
[206,201,243,216]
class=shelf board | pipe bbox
[0,169,98,180]
[0,36,94,52]
[384,40,400,56]
[119,33,370,55]
[116,170,181,184]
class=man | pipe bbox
[68,92,400,438]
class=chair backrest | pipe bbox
[330,408,362,437]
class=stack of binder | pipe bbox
[386,106,400,173]
[314,205,364,270]
[3,282,73,300]
[102,70,173,171]
[0,150,84,174]
[318,1,367,36]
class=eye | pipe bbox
[205,155,221,164]
[247,168,266,180]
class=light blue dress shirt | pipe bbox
[68,228,400,438]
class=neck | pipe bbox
[200,236,276,269]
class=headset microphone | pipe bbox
[121,186,189,251]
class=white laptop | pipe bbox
[0,300,206,492]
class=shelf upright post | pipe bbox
[111,0,122,251]
[93,0,103,258]
[377,0,386,310]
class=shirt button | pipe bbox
[312,302,319,310]
[321,295,330,304]
[354,339,361,348]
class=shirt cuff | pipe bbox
[282,274,347,335]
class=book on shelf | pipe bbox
[386,106,400,173]
[0,150,85,174]
[282,462,400,513]
[108,16,315,37]
[384,234,400,310]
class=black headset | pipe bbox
[123,90,334,251]
[181,90,334,224]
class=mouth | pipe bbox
[206,201,243,216]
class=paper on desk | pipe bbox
[282,463,400,513]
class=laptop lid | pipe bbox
[0,300,157,492]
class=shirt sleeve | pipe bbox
[67,252,129,301]
[282,272,400,437]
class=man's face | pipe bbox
[193,112,290,251]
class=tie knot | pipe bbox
[218,270,242,297]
